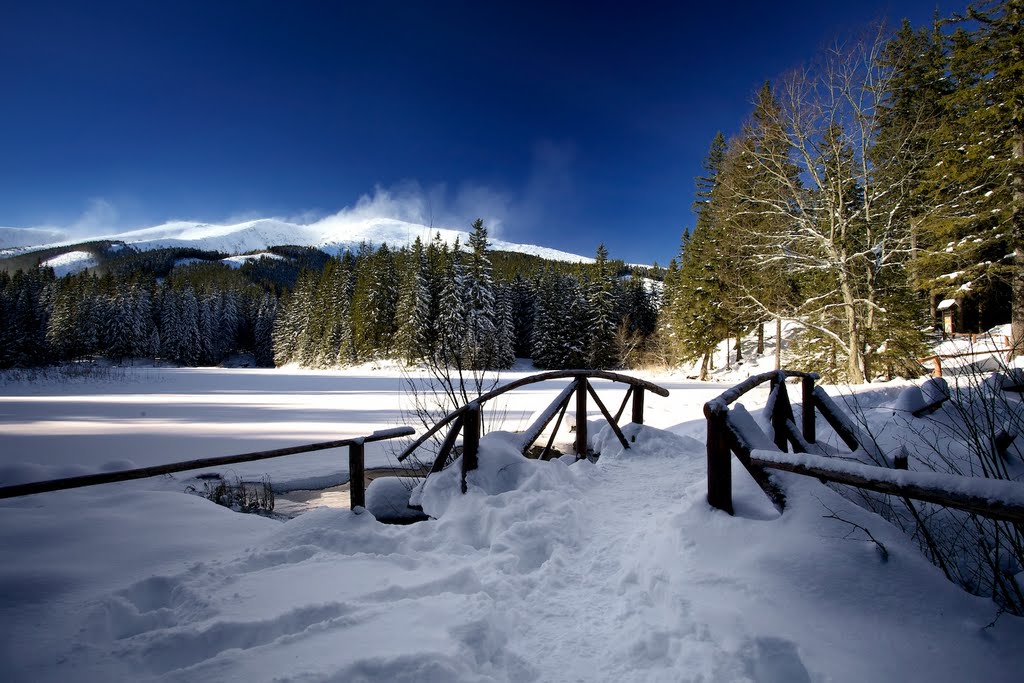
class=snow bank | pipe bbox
[365,476,422,520]
[416,431,582,520]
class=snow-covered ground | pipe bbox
[1,364,1022,681]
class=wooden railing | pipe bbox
[918,334,1017,377]
[397,370,670,493]
[704,371,1024,523]
[0,427,415,511]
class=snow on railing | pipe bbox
[704,372,1024,524]
[750,450,1024,525]
[0,426,416,511]
[396,370,670,495]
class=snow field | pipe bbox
[1,366,1023,681]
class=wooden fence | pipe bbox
[704,370,1024,523]
[0,427,415,511]
[919,334,1017,377]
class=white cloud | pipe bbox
[13,144,578,247]
[309,181,515,239]
[305,142,577,243]
[68,198,119,236]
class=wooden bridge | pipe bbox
[0,370,671,511]
[5,367,1020,530]
[395,369,670,494]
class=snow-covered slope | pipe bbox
[4,216,593,264]
[42,251,97,277]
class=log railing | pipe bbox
[918,334,1018,377]
[0,427,415,511]
[704,371,1024,523]
[396,370,670,493]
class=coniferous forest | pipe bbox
[0,221,658,371]
[1,0,1021,379]
[661,0,1023,382]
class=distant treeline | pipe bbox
[0,224,658,371]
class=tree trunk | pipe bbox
[724,332,731,370]
[1012,134,1024,357]
[735,335,742,362]
[839,272,866,383]
[699,350,710,381]
[847,321,865,383]
[774,316,782,370]
[757,322,764,355]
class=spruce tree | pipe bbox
[921,1,1023,346]
[587,243,620,368]
[463,219,497,370]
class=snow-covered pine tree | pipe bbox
[563,276,592,369]
[508,274,534,358]
[436,241,467,369]
[197,291,218,365]
[493,284,516,369]
[462,219,497,370]
[272,269,317,366]
[394,239,433,364]
[656,257,682,366]
[587,243,620,369]
[253,292,278,367]
[158,286,183,363]
[105,288,136,362]
[672,132,733,377]
[530,269,561,369]
[130,283,154,358]
[178,287,202,366]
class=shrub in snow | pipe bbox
[186,475,275,516]
[840,367,1024,615]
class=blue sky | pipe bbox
[0,0,961,264]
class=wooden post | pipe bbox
[801,375,816,444]
[430,414,464,473]
[461,402,480,493]
[576,377,588,458]
[631,387,645,425]
[349,439,366,510]
[770,375,792,453]
[705,404,733,514]
[932,357,942,378]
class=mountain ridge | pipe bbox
[1,216,595,265]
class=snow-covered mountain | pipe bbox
[0,226,68,250]
[2,216,593,264]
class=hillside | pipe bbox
[0,216,594,273]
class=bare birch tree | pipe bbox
[723,25,932,382]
